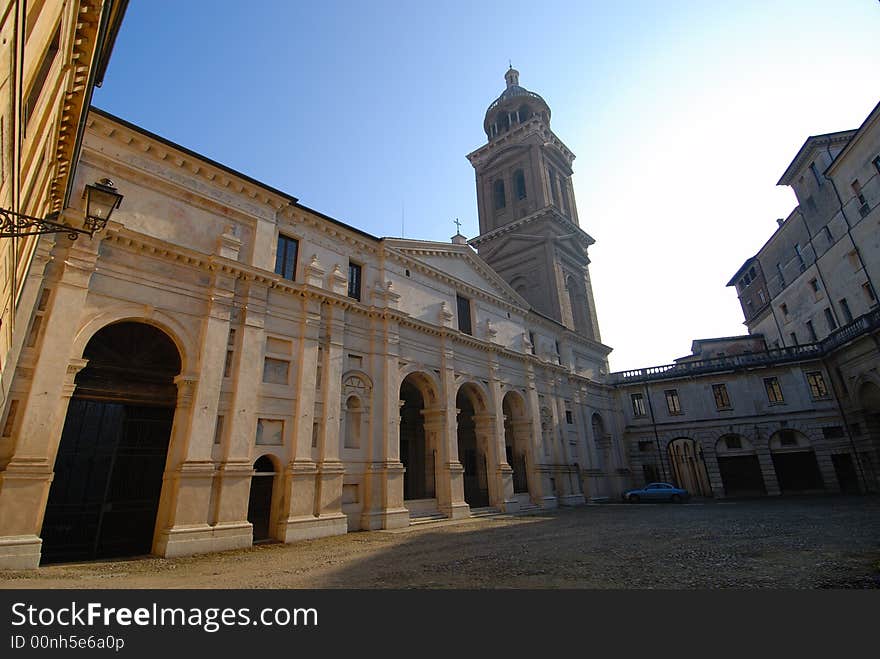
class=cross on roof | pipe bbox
[454,217,462,233]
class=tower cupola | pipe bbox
[483,67,551,139]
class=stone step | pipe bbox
[408,512,448,526]
[469,506,502,518]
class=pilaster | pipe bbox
[0,236,99,569]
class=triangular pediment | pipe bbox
[382,239,530,308]
[469,209,594,263]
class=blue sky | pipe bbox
[93,1,880,371]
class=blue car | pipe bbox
[622,482,689,503]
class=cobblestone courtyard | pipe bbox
[2,497,878,589]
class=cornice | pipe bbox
[49,0,105,213]
[86,113,381,254]
[466,118,575,167]
[87,113,291,210]
[468,207,594,249]
[777,131,857,186]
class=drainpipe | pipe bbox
[643,382,667,482]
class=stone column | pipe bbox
[524,365,553,507]
[279,295,322,542]
[755,446,782,496]
[212,280,268,546]
[485,369,517,512]
[372,320,408,530]
[313,301,347,538]
[571,390,593,498]
[154,264,236,557]
[0,236,98,569]
[814,448,841,493]
[438,335,469,519]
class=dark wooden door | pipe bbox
[41,399,173,564]
[248,475,274,542]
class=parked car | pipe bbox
[622,482,689,503]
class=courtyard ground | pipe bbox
[1,496,878,589]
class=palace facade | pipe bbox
[0,1,877,570]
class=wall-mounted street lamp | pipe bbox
[0,178,123,240]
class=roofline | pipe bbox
[692,334,761,345]
[824,99,880,176]
[725,256,758,287]
[777,130,857,186]
[88,108,381,242]
[94,0,129,88]
[64,0,129,209]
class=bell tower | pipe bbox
[467,68,601,342]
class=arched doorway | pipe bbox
[715,434,766,497]
[667,438,712,496]
[248,455,277,543]
[399,373,435,502]
[769,429,824,493]
[457,383,489,508]
[503,391,530,494]
[41,322,181,564]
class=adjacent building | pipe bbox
[616,101,880,500]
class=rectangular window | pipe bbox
[213,416,225,445]
[863,282,877,304]
[806,320,817,342]
[348,262,362,301]
[456,294,472,335]
[824,307,837,332]
[256,418,283,445]
[757,288,766,304]
[780,303,788,316]
[823,226,833,243]
[565,410,573,424]
[223,329,236,378]
[795,244,805,271]
[24,25,61,127]
[776,263,785,287]
[809,278,819,292]
[712,383,731,410]
[528,331,536,355]
[262,357,290,385]
[764,377,784,404]
[806,371,829,399]
[274,234,299,280]
[874,156,880,175]
[631,393,646,417]
[664,389,682,415]
[547,167,558,205]
[839,298,853,324]
[789,332,798,346]
[638,441,653,452]
[822,426,844,439]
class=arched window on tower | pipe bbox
[518,105,531,123]
[560,177,570,215]
[499,112,510,132]
[547,166,558,205]
[514,170,527,200]
[494,179,506,210]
